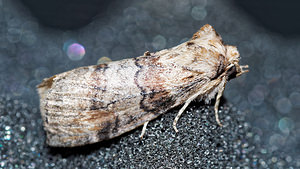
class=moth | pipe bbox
[37,24,248,147]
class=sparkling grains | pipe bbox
[37,24,248,147]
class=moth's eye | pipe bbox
[227,65,237,80]
[227,66,234,72]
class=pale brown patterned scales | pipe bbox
[37,24,248,147]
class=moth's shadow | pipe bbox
[219,96,227,106]
[47,136,122,157]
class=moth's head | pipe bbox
[225,45,249,80]
[176,24,248,79]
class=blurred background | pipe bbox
[0,0,299,168]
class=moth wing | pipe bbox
[38,64,169,147]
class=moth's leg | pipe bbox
[214,77,227,127]
[140,121,149,139]
[173,100,191,133]
[173,90,203,133]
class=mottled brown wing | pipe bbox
[37,59,186,147]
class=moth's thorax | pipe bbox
[155,25,239,81]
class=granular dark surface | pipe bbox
[0,95,296,168]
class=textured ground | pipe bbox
[0,0,299,168]
[0,95,297,168]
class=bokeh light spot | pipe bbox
[7,28,21,43]
[248,85,267,106]
[263,65,281,80]
[269,134,284,148]
[278,117,294,134]
[275,97,292,114]
[21,31,37,46]
[152,35,166,50]
[289,91,300,108]
[191,6,207,21]
[66,42,86,61]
